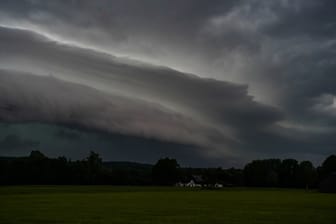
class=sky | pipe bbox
[0,0,335,167]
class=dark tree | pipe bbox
[296,161,317,189]
[320,155,336,177]
[318,155,336,193]
[152,158,180,185]
[279,159,299,187]
[244,159,281,187]
[0,150,335,188]
[29,150,46,160]
[86,151,103,184]
[87,151,102,172]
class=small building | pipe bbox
[175,182,185,187]
[176,175,204,188]
[185,179,202,187]
[214,183,223,188]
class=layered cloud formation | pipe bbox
[0,0,335,165]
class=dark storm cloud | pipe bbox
[263,0,336,38]
[0,123,234,167]
[195,0,336,138]
[55,129,81,141]
[0,69,233,153]
[0,134,39,150]
[0,0,335,164]
[0,26,282,128]
[0,26,292,161]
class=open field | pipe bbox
[0,186,335,224]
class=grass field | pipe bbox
[0,186,335,224]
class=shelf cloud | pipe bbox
[0,0,335,165]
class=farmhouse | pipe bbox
[176,175,203,187]
[176,175,223,188]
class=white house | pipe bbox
[214,183,223,188]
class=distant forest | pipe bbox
[0,151,335,191]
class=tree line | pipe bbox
[0,151,335,190]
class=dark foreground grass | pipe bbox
[0,186,335,224]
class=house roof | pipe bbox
[191,175,204,183]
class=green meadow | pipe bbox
[1,186,335,224]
